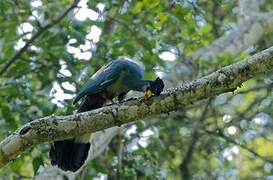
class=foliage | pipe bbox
[0,0,273,179]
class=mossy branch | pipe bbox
[1,46,273,167]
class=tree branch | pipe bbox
[180,99,212,179]
[193,12,273,60]
[204,129,273,164]
[0,46,273,167]
[0,0,80,77]
[238,0,260,18]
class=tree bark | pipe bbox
[1,45,273,168]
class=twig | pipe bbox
[204,129,273,164]
[0,0,80,77]
[180,98,212,179]
[0,46,273,167]
[116,131,124,180]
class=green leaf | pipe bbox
[198,24,212,35]
[132,2,144,14]
[154,13,169,29]
[32,156,43,173]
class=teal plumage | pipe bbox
[73,59,145,104]
[50,58,164,172]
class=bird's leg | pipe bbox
[144,87,153,100]
[118,92,127,103]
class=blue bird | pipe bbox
[49,58,164,172]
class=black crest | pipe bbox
[151,77,164,96]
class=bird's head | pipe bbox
[145,77,164,98]
[150,77,164,96]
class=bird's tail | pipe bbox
[49,134,91,172]
[50,95,105,171]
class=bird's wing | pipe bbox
[73,62,121,104]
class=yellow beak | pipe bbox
[144,88,152,100]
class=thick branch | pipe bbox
[0,46,273,167]
[0,0,80,77]
[193,12,273,59]
[238,0,260,18]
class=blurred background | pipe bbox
[0,0,273,179]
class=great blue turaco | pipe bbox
[49,58,164,172]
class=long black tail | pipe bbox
[50,95,105,171]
